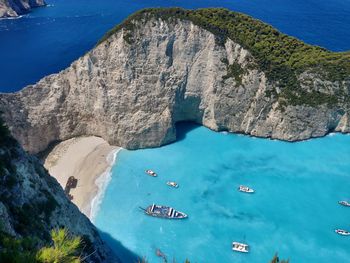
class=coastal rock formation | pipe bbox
[0,0,45,18]
[0,8,349,153]
[0,131,120,262]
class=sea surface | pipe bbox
[1,0,350,262]
[95,124,350,263]
[0,0,350,92]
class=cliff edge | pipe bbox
[0,0,46,18]
[0,120,121,262]
[0,8,349,153]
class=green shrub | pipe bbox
[223,62,245,86]
[36,229,82,263]
[0,231,37,263]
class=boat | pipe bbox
[145,169,157,177]
[166,181,179,188]
[141,204,188,219]
[335,229,350,236]
[238,185,254,193]
[232,242,249,253]
[338,201,350,207]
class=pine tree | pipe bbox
[36,229,81,263]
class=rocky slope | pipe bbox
[0,0,45,18]
[0,8,349,153]
[0,126,120,262]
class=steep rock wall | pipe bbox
[0,17,349,153]
[0,0,45,18]
[0,137,121,262]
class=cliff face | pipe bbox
[0,9,349,153]
[0,135,119,262]
[0,0,45,18]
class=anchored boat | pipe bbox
[166,181,179,188]
[238,185,254,193]
[335,229,350,236]
[338,201,350,207]
[232,242,249,253]
[141,204,188,219]
[145,169,157,177]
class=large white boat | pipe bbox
[338,201,350,207]
[335,229,350,236]
[141,204,187,219]
[238,185,255,193]
[145,169,157,177]
[232,242,249,253]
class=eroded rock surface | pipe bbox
[0,0,45,18]
[0,15,349,153]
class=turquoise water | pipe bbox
[1,0,350,92]
[95,124,350,262]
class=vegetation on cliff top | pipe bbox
[98,7,350,107]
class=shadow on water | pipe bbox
[175,121,201,142]
[97,229,141,263]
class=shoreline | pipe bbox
[90,147,121,222]
[43,136,120,219]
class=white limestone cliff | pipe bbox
[0,17,348,153]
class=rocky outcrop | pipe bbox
[0,8,349,153]
[0,0,45,18]
[0,134,120,262]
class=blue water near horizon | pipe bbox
[95,124,350,263]
[0,0,350,92]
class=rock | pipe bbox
[0,136,120,262]
[0,8,349,154]
[0,0,46,18]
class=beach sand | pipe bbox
[44,136,120,218]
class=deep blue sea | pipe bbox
[95,124,350,262]
[0,0,350,92]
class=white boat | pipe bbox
[166,181,179,188]
[335,229,350,236]
[232,242,249,253]
[238,185,254,193]
[145,169,157,177]
[338,201,350,207]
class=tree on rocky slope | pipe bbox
[36,228,82,263]
[0,227,82,263]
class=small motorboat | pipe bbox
[238,185,254,193]
[141,204,188,219]
[338,201,350,207]
[335,229,350,236]
[166,181,179,188]
[145,169,157,177]
[232,242,249,253]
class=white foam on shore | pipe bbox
[0,15,24,20]
[90,148,121,223]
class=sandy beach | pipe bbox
[44,136,120,219]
